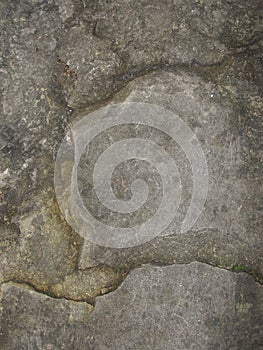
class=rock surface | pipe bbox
[90,0,262,67]
[0,0,262,348]
[79,69,262,276]
[1,263,263,349]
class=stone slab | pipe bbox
[1,262,262,349]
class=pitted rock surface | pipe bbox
[1,263,263,350]
[0,0,262,349]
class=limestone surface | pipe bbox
[0,0,262,349]
[1,263,262,349]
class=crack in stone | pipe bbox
[0,280,94,306]
[0,264,128,306]
[1,261,262,311]
[70,55,231,115]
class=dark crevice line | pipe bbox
[1,260,261,311]
[0,279,95,306]
[123,260,263,286]
[70,54,231,118]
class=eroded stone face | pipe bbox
[88,0,262,67]
[0,0,123,291]
[1,263,262,350]
[79,70,262,275]
[57,26,122,108]
[0,282,93,350]
[0,0,262,349]
[0,1,262,288]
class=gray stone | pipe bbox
[1,262,262,349]
[0,0,262,347]
[1,2,262,296]
[0,0,125,295]
[88,0,262,67]
[57,26,121,108]
[0,282,93,350]
[79,69,263,278]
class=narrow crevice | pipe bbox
[196,260,263,285]
[1,260,261,313]
[0,264,128,307]
[0,279,95,306]
[122,260,263,286]
[70,55,231,117]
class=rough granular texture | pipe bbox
[0,0,262,349]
